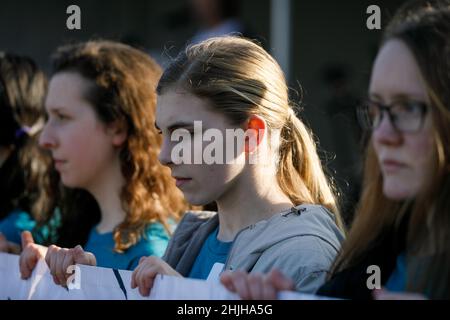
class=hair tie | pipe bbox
[14,118,45,139]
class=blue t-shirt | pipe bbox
[84,222,171,270]
[0,211,35,244]
[188,227,233,280]
[385,253,407,292]
[0,210,59,245]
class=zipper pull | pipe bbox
[291,207,306,215]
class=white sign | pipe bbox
[0,253,332,300]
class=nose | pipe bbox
[38,122,57,150]
[158,136,173,167]
[372,114,402,146]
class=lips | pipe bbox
[381,159,406,173]
[53,159,67,170]
[173,177,192,188]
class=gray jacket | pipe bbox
[163,204,344,293]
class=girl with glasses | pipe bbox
[221,0,450,299]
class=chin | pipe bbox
[60,176,81,189]
[383,183,416,201]
[185,197,209,207]
[183,192,214,207]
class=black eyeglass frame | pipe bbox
[357,99,429,133]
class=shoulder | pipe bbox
[262,204,345,251]
[0,210,35,244]
[125,222,172,264]
[1,210,33,226]
[144,221,169,239]
[179,210,217,223]
[262,235,338,268]
[291,204,340,226]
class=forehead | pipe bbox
[46,72,92,109]
[156,90,227,128]
[369,39,428,100]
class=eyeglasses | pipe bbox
[357,99,428,133]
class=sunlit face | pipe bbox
[39,72,120,189]
[156,90,246,206]
[370,39,435,200]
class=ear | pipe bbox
[244,115,266,153]
[107,120,128,147]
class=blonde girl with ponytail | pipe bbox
[131,36,345,296]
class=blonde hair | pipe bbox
[157,36,344,230]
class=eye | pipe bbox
[366,100,381,117]
[55,112,70,120]
[394,101,425,115]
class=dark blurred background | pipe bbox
[0,0,408,223]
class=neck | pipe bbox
[86,155,126,234]
[216,167,292,242]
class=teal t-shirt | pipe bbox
[188,226,233,280]
[0,211,172,271]
[0,211,34,244]
[0,210,59,245]
[84,222,171,270]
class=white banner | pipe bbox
[0,252,331,300]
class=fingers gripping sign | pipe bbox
[19,231,46,280]
[131,256,182,297]
[45,244,96,288]
[220,269,295,300]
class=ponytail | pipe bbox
[155,36,344,231]
[277,109,344,231]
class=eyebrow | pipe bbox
[47,106,68,114]
[368,92,426,102]
[154,121,195,132]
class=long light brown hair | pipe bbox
[157,36,344,230]
[330,1,450,299]
[0,53,52,222]
[48,40,186,252]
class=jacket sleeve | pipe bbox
[253,235,339,294]
[161,212,195,265]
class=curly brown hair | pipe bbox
[51,40,186,252]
